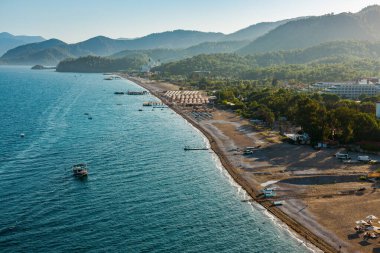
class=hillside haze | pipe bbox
[0,17,293,66]
[223,17,306,42]
[0,30,225,65]
[239,5,380,55]
[0,32,45,56]
[3,5,380,66]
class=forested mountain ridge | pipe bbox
[0,30,225,65]
[1,39,70,65]
[153,41,380,82]
[239,5,380,55]
[111,40,249,63]
[56,55,149,73]
[0,16,299,65]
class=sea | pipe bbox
[0,66,314,252]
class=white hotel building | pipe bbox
[310,78,380,99]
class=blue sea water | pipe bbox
[0,66,313,252]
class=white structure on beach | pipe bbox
[164,90,209,106]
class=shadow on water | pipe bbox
[280,175,359,185]
[72,176,88,183]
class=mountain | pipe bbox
[55,40,380,75]
[250,41,380,66]
[153,40,380,78]
[0,30,225,65]
[238,5,380,55]
[153,53,252,77]
[1,39,71,65]
[56,55,149,73]
[5,5,380,65]
[111,40,249,63]
[223,18,302,42]
[119,30,225,50]
[0,32,45,56]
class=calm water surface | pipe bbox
[0,66,313,252]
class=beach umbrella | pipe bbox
[366,215,378,220]
[356,220,370,225]
[366,226,380,233]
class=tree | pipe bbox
[330,107,356,143]
[353,113,379,141]
[293,97,329,144]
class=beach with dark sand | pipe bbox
[124,75,380,253]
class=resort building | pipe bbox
[314,78,380,99]
[324,83,380,99]
[309,82,347,91]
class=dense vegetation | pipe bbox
[153,48,380,84]
[200,82,380,147]
[111,41,249,63]
[55,39,380,83]
[152,68,380,147]
[56,55,148,73]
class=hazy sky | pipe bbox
[1,0,379,43]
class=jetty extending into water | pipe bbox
[114,90,148,95]
[184,146,209,151]
[143,101,165,107]
[127,90,148,95]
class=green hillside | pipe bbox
[56,55,148,73]
[153,41,380,83]
[111,40,249,63]
[239,5,380,55]
[250,41,380,66]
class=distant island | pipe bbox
[31,65,56,70]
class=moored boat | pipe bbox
[72,163,88,177]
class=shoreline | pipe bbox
[124,76,338,253]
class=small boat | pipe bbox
[20,133,25,138]
[72,163,88,177]
[184,146,209,151]
[88,116,93,120]
[127,90,148,95]
[84,112,89,115]
[138,109,143,111]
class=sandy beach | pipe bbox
[123,75,380,253]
